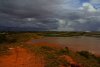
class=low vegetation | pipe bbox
[24,45,70,67]
[24,45,100,67]
[0,32,100,67]
[77,51,96,59]
[0,32,42,44]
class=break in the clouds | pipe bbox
[0,0,100,31]
[79,2,96,12]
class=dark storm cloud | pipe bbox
[0,0,97,19]
[0,13,59,31]
[0,0,72,18]
[1,9,100,31]
[0,0,100,31]
[56,13,100,31]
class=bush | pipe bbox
[95,57,100,63]
[0,34,7,43]
[40,46,54,51]
[45,53,57,59]
[77,51,95,59]
[0,33,17,43]
[56,47,69,55]
[59,59,70,67]
[45,61,59,67]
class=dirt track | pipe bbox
[0,47,44,67]
[0,40,81,67]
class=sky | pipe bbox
[0,0,100,31]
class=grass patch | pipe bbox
[25,45,71,67]
[45,60,59,67]
[77,51,96,59]
[55,47,70,56]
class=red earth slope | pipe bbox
[0,46,44,67]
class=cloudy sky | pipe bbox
[0,0,100,31]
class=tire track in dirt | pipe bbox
[0,46,44,67]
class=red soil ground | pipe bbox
[0,40,80,67]
[0,46,44,67]
[25,40,63,48]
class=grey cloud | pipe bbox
[0,0,83,19]
[1,10,100,31]
[0,14,59,31]
[54,12,100,31]
[0,0,100,31]
[0,0,72,18]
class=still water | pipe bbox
[32,36,100,55]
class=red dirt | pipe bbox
[0,39,63,67]
[0,46,44,67]
[60,55,77,64]
[0,40,81,67]
[26,40,63,48]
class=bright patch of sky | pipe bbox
[0,0,100,31]
[67,0,100,10]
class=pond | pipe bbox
[32,36,100,55]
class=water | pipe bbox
[32,36,100,55]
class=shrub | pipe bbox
[45,61,59,67]
[45,53,57,59]
[95,57,100,63]
[40,46,54,51]
[0,34,7,43]
[59,59,70,67]
[56,47,69,55]
[77,51,95,59]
